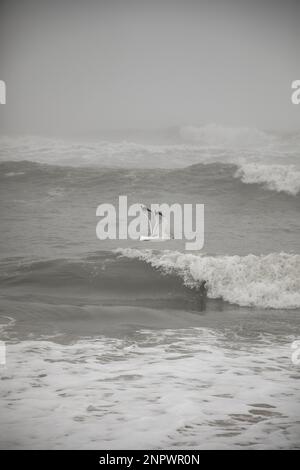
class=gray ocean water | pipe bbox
[0,126,300,449]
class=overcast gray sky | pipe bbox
[0,0,299,135]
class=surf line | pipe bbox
[0,80,6,104]
[96,195,204,250]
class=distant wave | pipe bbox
[0,135,205,168]
[1,158,300,197]
[1,127,300,195]
[116,248,300,309]
[0,127,299,168]
[235,163,300,196]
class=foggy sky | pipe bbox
[0,0,299,135]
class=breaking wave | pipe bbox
[234,163,300,196]
[116,248,300,309]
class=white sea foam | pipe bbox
[0,329,299,449]
[235,163,300,196]
[116,249,300,309]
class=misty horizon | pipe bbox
[0,0,299,136]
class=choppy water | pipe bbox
[0,125,299,448]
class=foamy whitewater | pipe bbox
[115,249,300,309]
[0,125,300,449]
[1,329,299,450]
[235,164,300,196]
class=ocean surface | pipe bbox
[0,125,300,449]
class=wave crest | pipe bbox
[235,163,300,196]
[116,249,300,309]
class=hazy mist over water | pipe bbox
[0,0,299,135]
[1,1,300,451]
